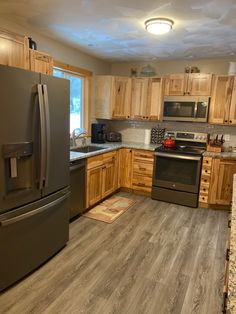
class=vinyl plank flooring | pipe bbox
[0,192,228,314]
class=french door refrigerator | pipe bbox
[0,65,70,291]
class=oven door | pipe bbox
[152,152,202,193]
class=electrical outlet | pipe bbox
[224,134,230,142]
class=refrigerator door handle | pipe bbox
[42,84,51,188]
[37,84,46,189]
[0,192,70,227]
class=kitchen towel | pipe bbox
[144,129,151,144]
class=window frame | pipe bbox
[53,60,92,136]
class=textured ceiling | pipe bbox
[0,0,236,61]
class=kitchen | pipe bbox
[0,1,236,313]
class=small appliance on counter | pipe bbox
[91,123,106,143]
[106,131,122,142]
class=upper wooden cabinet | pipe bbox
[164,73,212,96]
[147,77,164,121]
[95,75,131,119]
[208,75,236,125]
[29,49,53,75]
[0,29,29,70]
[131,77,149,119]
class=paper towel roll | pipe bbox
[144,129,151,144]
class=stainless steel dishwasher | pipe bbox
[69,158,85,220]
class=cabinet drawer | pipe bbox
[199,195,208,203]
[200,175,211,185]
[103,151,117,163]
[202,157,212,167]
[132,174,152,188]
[133,150,154,163]
[87,155,103,170]
[201,168,211,176]
[133,162,153,176]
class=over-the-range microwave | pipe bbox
[163,96,210,122]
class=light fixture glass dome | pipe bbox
[145,18,174,35]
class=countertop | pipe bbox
[204,151,236,159]
[228,174,236,313]
[70,141,158,162]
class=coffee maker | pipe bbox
[91,123,106,143]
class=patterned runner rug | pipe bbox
[83,195,136,223]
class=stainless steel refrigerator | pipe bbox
[0,65,70,291]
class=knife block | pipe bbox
[207,143,222,152]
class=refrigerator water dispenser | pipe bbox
[2,142,33,194]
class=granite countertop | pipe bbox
[228,174,236,312]
[203,151,236,159]
[70,141,158,162]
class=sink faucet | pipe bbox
[71,128,87,147]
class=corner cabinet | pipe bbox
[0,28,29,70]
[29,49,53,75]
[208,75,236,125]
[95,75,131,119]
[164,73,212,96]
[199,157,236,207]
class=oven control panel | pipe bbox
[165,131,207,143]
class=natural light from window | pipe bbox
[53,68,83,133]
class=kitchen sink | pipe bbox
[70,145,106,153]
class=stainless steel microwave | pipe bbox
[163,96,210,122]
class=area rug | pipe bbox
[83,195,136,223]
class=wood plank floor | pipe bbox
[0,192,228,314]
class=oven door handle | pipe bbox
[155,152,202,161]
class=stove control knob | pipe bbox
[199,136,202,140]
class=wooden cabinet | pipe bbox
[29,49,53,75]
[199,157,236,206]
[0,28,29,70]
[95,76,131,119]
[131,150,154,194]
[131,77,149,119]
[208,158,236,205]
[164,73,212,96]
[147,77,164,121]
[86,151,118,208]
[208,75,236,125]
[119,148,132,188]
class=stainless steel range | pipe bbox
[152,131,207,208]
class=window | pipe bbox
[53,61,92,135]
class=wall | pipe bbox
[111,58,236,76]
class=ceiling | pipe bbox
[0,0,236,62]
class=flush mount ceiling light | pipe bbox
[145,18,174,35]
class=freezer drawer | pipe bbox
[0,188,70,292]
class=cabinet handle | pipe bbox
[225,120,228,123]
[226,248,230,261]
[228,219,231,228]
[203,188,206,191]
[222,292,228,314]
[202,197,205,200]
[139,167,146,171]
[206,160,209,164]
[204,179,207,182]
[230,120,232,123]
[205,170,208,173]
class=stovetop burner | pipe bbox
[155,145,205,156]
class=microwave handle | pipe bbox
[194,102,198,118]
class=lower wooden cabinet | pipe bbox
[119,148,132,188]
[131,150,154,193]
[199,157,236,207]
[86,151,118,208]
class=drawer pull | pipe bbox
[137,183,145,186]
[139,167,146,171]
[203,188,206,191]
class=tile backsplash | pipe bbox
[100,119,236,148]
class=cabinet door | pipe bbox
[229,76,236,125]
[102,159,116,198]
[164,74,187,96]
[208,76,234,124]
[0,29,29,70]
[131,77,149,119]
[95,76,113,119]
[29,49,53,75]
[209,159,236,205]
[188,73,212,96]
[147,77,164,121]
[119,148,132,188]
[113,77,132,119]
[86,167,103,208]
